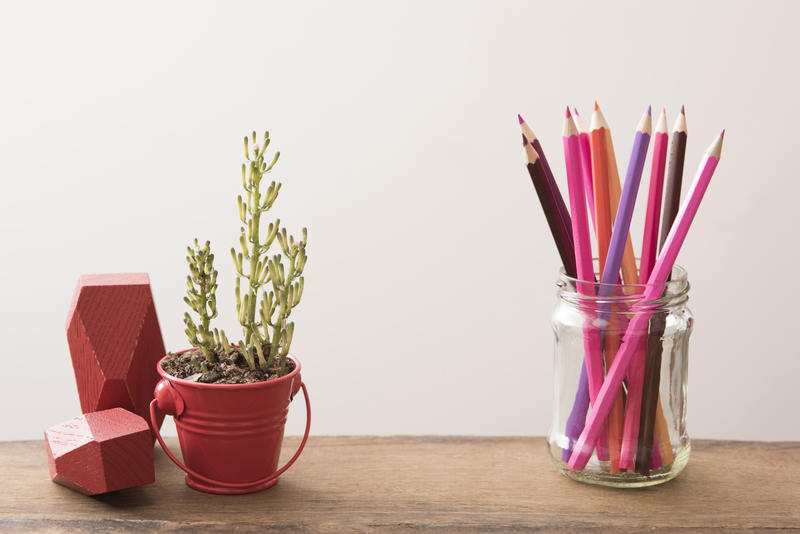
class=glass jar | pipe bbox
[548,263,693,487]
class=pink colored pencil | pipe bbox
[619,108,668,470]
[568,130,725,470]
[639,107,669,281]
[572,108,597,233]
[563,108,608,462]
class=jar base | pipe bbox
[551,442,691,488]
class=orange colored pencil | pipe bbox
[596,104,639,285]
[589,104,624,471]
[603,314,625,472]
[590,107,612,270]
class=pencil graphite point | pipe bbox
[594,101,599,111]
[721,129,725,138]
[647,105,652,115]
[681,105,685,115]
[518,114,525,125]
[573,107,580,116]
[565,106,571,118]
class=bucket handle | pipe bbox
[149,382,311,490]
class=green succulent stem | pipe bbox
[233,131,298,371]
[184,239,224,361]
[181,130,307,376]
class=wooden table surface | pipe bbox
[1,437,798,533]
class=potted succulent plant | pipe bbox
[149,131,311,494]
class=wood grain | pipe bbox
[66,273,166,436]
[1,437,798,533]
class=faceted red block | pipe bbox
[66,273,165,436]
[45,408,155,495]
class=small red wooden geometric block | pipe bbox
[66,273,165,436]
[45,408,155,495]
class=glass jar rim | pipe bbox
[556,260,689,304]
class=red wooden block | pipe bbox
[66,273,165,436]
[45,408,155,495]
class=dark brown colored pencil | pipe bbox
[635,106,688,474]
[659,106,688,250]
[522,134,577,278]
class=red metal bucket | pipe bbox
[149,352,310,494]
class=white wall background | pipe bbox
[1,0,797,441]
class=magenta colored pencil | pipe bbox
[563,108,609,462]
[619,108,668,470]
[568,130,725,470]
[572,108,597,233]
[639,108,669,282]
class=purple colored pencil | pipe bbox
[598,107,652,294]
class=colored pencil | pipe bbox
[596,106,652,471]
[587,104,619,466]
[572,108,597,232]
[521,133,577,278]
[568,131,725,470]
[598,106,651,291]
[596,103,639,286]
[635,107,688,473]
[562,108,609,462]
[660,106,688,250]
[640,108,669,280]
[619,108,667,470]
[519,114,576,267]
[589,106,613,272]
[522,130,588,459]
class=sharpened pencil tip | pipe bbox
[565,106,571,118]
[518,114,525,125]
[594,101,599,111]
[573,107,580,116]
[720,129,725,138]
[647,105,652,115]
[681,105,685,114]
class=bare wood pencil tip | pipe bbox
[655,108,668,134]
[522,134,539,164]
[637,107,652,133]
[672,107,688,134]
[706,131,724,158]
